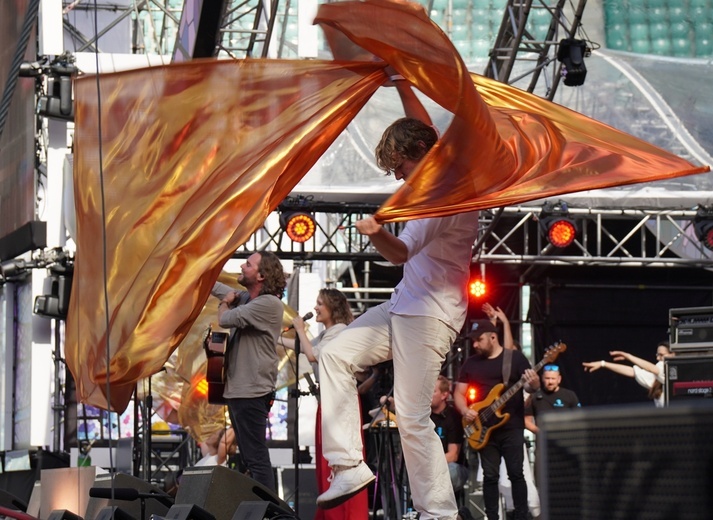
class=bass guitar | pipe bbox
[463,342,567,450]
[203,326,229,405]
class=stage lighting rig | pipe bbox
[279,196,316,243]
[557,39,589,87]
[539,201,577,249]
[693,205,713,251]
[20,52,78,121]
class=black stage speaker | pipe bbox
[85,473,171,520]
[232,501,297,520]
[0,449,69,505]
[175,466,294,520]
[538,402,713,520]
[0,489,28,511]
[278,467,316,520]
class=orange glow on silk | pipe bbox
[68,0,708,412]
[68,59,385,411]
[314,0,709,222]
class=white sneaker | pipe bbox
[316,461,375,509]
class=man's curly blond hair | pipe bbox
[375,117,438,174]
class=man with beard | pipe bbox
[454,320,540,520]
[525,364,580,434]
[211,251,286,490]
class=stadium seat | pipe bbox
[629,23,650,42]
[473,38,492,57]
[669,21,690,39]
[627,7,648,25]
[472,22,490,39]
[454,39,474,61]
[451,23,470,42]
[648,7,667,23]
[695,34,713,56]
[631,37,652,54]
[649,22,669,40]
[671,37,692,56]
[651,37,673,55]
[668,6,687,23]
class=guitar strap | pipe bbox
[502,347,513,387]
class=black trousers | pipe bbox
[479,428,527,520]
[227,393,275,490]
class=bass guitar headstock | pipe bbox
[543,342,567,364]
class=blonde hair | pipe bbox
[319,288,353,325]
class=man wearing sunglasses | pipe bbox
[525,364,580,435]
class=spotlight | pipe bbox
[468,278,487,300]
[466,385,478,404]
[539,201,577,248]
[557,38,588,87]
[694,205,713,251]
[33,264,73,319]
[280,211,316,243]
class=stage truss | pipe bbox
[236,204,713,268]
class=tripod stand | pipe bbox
[369,408,408,519]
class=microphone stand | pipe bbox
[289,319,318,516]
[291,333,302,517]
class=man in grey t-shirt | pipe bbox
[212,251,286,490]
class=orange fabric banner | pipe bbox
[68,59,385,411]
[67,0,708,412]
[314,0,709,222]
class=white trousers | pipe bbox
[319,302,458,520]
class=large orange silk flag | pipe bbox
[67,0,708,412]
[67,59,386,411]
[314,0,709,222]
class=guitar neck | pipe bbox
[491,356,552,411]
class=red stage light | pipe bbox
[547,218,577,248]
[280,211,316,243]
[466,386,478,404]
[539,202,577,248]
[469,278,487,299]
[195,378,209,398]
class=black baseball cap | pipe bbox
[468,320,498,340]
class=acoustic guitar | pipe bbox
[203,326,228,405]
[463,342,567,450]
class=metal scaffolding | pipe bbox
[235,204,713,268]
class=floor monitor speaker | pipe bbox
[538,401,713,520]
[175,466,293,520]
[85,473,171,520]
[232,501,298,520]
[0,489,28,511]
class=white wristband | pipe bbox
[389,74,405,81]
[601,360,605,368]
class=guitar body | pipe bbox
[462,342,568,450]
[205,331,228,405]
[463,383,510,450]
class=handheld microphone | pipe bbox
[286,312,314,330]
